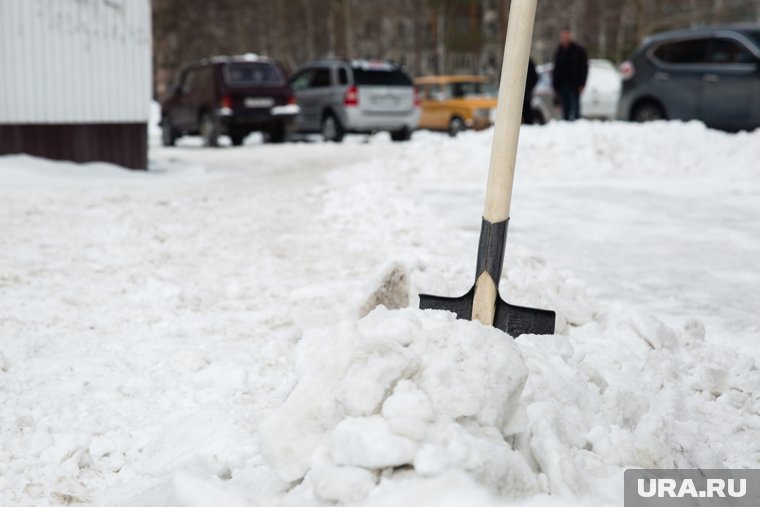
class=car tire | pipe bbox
[199,112,219,147]
[321,113,344,143]
[390,127,412,142]
[230,132,246,146]
[448,116,465,137]
[266,123,287,144]
[632,100,666,122]
[161,116,177,147]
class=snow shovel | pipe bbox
[419,0,555,338]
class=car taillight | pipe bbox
[344,86,358,107]
[287,95,296,105]
[619,61,635,81]
[220,95,232,108]
[413,87,420,107]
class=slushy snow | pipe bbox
[1,120,759,506]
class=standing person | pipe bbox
[522,58,538,124]
[552,28,588,121]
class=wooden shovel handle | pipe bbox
[483,0,536,223]
[472,0,537,326]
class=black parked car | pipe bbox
[161,54,299,147]
[618,26,760,131]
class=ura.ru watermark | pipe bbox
[624,469,760,506]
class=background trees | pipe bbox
[152,0,760,96]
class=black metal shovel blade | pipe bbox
[419,286,555,338]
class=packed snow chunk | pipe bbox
[331,416,419,468]
[260,306,535,499]
[381,380,435,440]
[412,314,528,430]
[358,262,410,318]
[413,420,537,495]
[306,463,378,503]
[336,338,420,416]
[258,322,359,482]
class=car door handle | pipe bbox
[703,74,720,83]
[654,72,670,81]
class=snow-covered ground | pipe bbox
[1,121,759,506]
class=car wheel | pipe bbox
[199,112,219,147]
[632,100,666,122]
[390,127,412,142]
[161,116,177,146]
[230,132,246,146]
[321,113,344,143]
[266,123,287,144]
[448,116,465,137]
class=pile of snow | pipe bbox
[260,308,533,503]
[256,298,759,506]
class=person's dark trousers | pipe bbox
[559,86,581,121]
[522,96,534,124]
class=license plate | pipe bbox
[372,95,400,106]
[245,97,274,108]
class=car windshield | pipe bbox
[225,63,285,87]
[353,68,412,86]
[445,81,496,99]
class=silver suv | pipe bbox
[291,59,420,142]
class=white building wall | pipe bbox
[0,0,151,124]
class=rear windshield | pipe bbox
[352,68,413,86]
[225,63,285,87]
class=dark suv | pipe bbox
[161,54,299,146]
[618,26,760,131]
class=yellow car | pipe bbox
[414,75,497,137]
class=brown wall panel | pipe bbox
[0,123,148,170]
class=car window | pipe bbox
[653,39,710,64]
[738,30,760,51]
[428,84,444,100]
[352,68,413,86]
[708,39,756,64]
[291,70,313,91]
[225,63,285,87]
[446,81,495,98]
[338,68,348,85]
[310,68,331,88]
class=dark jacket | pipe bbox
[552,42,588,92]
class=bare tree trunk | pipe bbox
[436,8,445,74]
[299,0,316,59]
[327,1,336,57]
[598,2,607,59]
[342,0,353,59]
[414,0,422,75]
[614,2,630,63]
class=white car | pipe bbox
[581,59,622,120]
[531,59,622,122]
